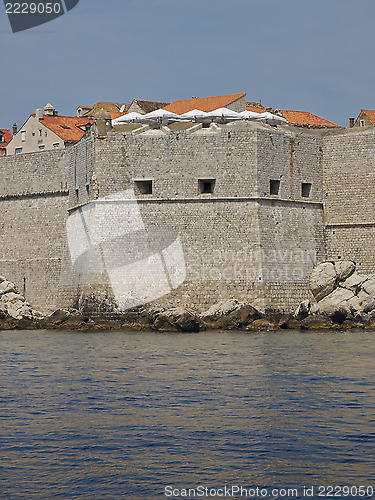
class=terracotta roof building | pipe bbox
[246,102,265,113]
[281,110,340,128]
[0,129,12,156]
[164,92,247,114]
[77,101,130,120]
[127,99,171,115]
[7,104,93,156]
[352,110,375,128]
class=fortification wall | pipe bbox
[67,122,325,312]
[3,119,366,316]
[0,150,70,313]
[323,128,375,274]
[256,128,325,308]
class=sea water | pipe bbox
[1,329,375,499]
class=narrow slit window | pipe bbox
[198,179,216,194]
[302,182,312,198]
[270,179,280,195]
[135,179,152,194]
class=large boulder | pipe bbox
[0,289,34,320]
[356,290,375,313]
[362,276,375,296]
[294,300,311,320]
[341,272,368,292]
[200,299,261,329]
[334,261,355,282]
[309,262,337,301]
[300,314,335,329]
[153,307,202,332]
[0,279,17,296]
[317,287,354,316]
[0,277,42,327]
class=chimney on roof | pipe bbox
[44,103,57,116]
[349,118,355,128]
[36,108,43,120]
[13,123,17,136]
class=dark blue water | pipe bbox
[1,329,375,499]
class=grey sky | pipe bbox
[1,0,374,129]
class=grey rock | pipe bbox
[357,290,375,313]
[294,300,311,320]
[309,262,337,301]
[0,292,25,303]
[362,276,375,296]
[200,299,261,329]
[346,295,363,313]
[334,261,356,282]
[317,287,354,316]
[300,314,334,329]
[154,307,201,332]
[353,311,371,324]
[0,280,17,296]
[341,272,368,291]
[44,309,71,325]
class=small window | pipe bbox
[21,131,26,142]
[270,179,280,195]
[39,145,45,151]
[0,134,3,143]
[135,179,152,194]
[15,147,22,155]
[45,131,48,137]
[53,143,59,149]
[39,129,42,136]
[198,178,216,194]
[360,120,365,127]
[302,182,312,198]
[75,188,79,204]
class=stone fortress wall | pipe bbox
[322,127,375,275]
[0,118,374,314]
[69,120,326,312]
[0,150,69,313]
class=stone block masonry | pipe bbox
[323,127,375,274]
[66,120,326,312]
[0,150,70,313]
[0,119,374,315]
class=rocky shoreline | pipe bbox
[1,261,375,332]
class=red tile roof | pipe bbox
[108,111,126,120]
[32,115,93,142]
[361,110,375,124]
[0,129,12,148]
[281,110,340,128]
[246,103,265,113]
[164,93,246,114]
